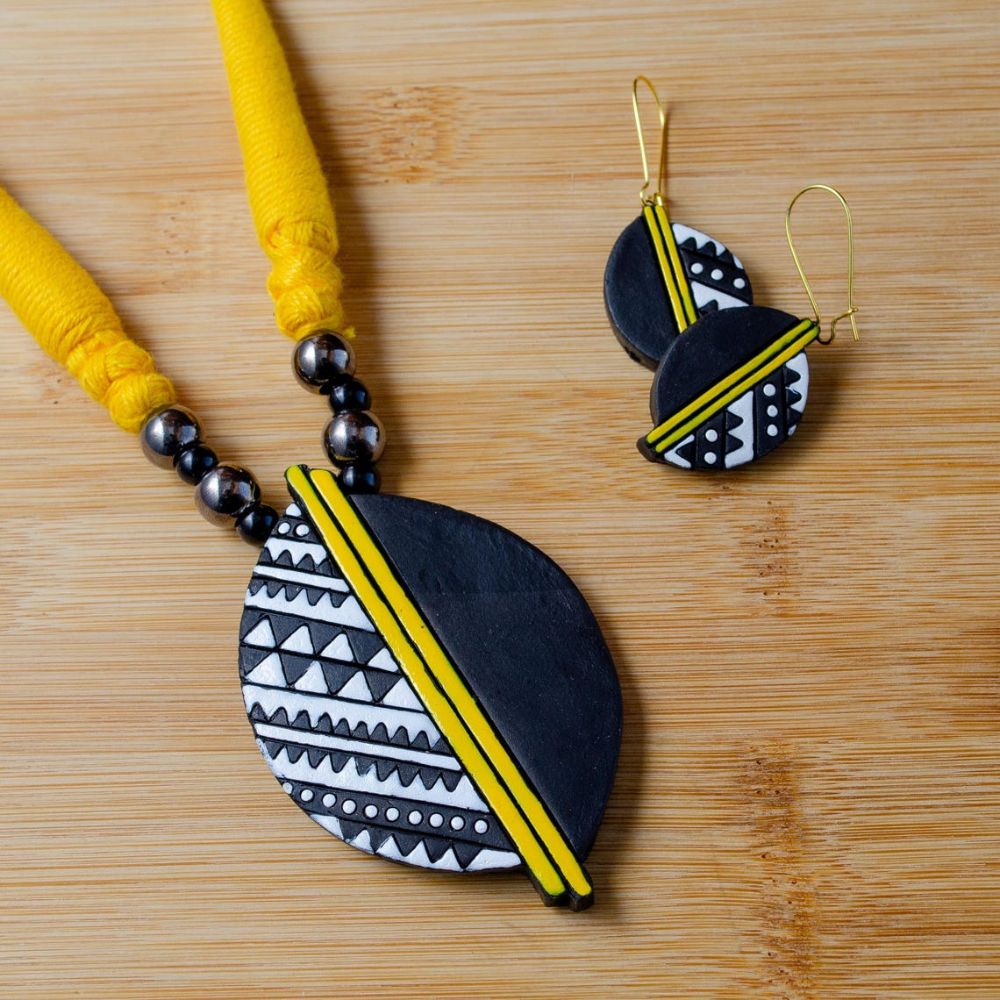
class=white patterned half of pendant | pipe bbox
[238,465,621,910]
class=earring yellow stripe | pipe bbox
[646,319,818,453]
[647,318,815,447]
[642,204,697,332]
[653,204,697,327]
[286,466,593,907]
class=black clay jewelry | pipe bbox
[604,77,754,370]
[0,0,620,911]
[639,184,861,470]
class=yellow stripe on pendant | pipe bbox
[285,466,593,909]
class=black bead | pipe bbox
[174,443,219,485]
[323,410,386,466]
[293,331,355,393]
[141,406,200,468]
[236,503,279,546]
[328,376,372,414]
[339,461,381,494]
[195,464,260,527]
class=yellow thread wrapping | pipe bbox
[212,0,352,342]
[0,186,176,432]
[0,1,347,429]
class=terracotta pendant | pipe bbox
[239,466,621,910]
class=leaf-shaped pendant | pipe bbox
[239,466,621,910]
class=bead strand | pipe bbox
[140,406,278,546]
[138,327,383,546]
[293,330,385,494]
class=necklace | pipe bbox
[0,0,621,911]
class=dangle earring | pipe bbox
[603,77,754,370]
[638,183,861,470]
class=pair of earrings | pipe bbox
[604,78,860,472]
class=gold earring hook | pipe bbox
[632,76,667,206]
[785,183,860,345]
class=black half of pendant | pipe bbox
[639,305,817,471]
[604,209,754,369]
[239,466,621,910]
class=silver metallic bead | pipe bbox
[293,331,355,393]
[323,410,385,466]
[195,464,260,527]
[141,406,200,468]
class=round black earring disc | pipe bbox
[239,469,621,908]
[640,305,817,470]
[604,215,754,369]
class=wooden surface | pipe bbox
[1,1,998,996]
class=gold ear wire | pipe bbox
[785,184,860,344]
[632,76,667,206]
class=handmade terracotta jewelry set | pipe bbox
[0,4,858,910]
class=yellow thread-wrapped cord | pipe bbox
[212,0,352,341]
[0,186,177,432]
[0,0,347,430]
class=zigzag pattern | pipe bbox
[261,536,334,574]
[240,640,431,732]
[248,697,446,752]
[260,734,464,792]
[243,683,443,749]
[672,221,752,316]
[784,351,809,422]
[242,611,391,669]
[246,580,373,631]
[264,741,488,811]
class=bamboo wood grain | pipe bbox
[1,1,998,997]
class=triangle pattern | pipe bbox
[319,661,360,694]
[368,722,391,745]
[663,434,695,469]
[347,629,389,664]
[243,618,276,648]
[367,648,399,673]
[364,671,400,703]
[245,652,285,687]
[320,632,355,662]
[281,624,314,655]
[290,710,312,730]
[381,677,423,711]
[240,645,273,675]
[293,661,329,693]
[349,829,374,854]
[337,672,374,703]
[451,840,484,869]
